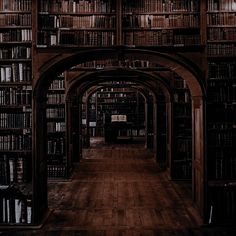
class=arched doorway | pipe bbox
[32,49,206,224]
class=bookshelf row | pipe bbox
[208,80,236,103]
[122,14,199,28]
[208,130,235,147]
[46,108,65,119]
[0,155,29,185]
[0,63,31,83]
[47,164,66,179]
[123,0,199,13]
[207,44,236,56]
[0,14,31,27]
[38,14,116,29]
[123,30,199,46]
[207,13,236,25]
[38,30,115,47]
[208,187,236,223]
[0,193,32,224]
[47,93,65,104]
[0,134,32,151]
[207,28,236,41]
[39,0,115,14]
[208,61,236,79]
[49,79,65,90]
[209,152,236,180]
[0,86,31,106]
[0,0,31,12]
[0,46,31,60]
[0,113,32,129]
[47,137,65,155]
[76,59,158,68]
[208,104,236,122]
[47,122,66,133]
[0,29,32,43]
[207,0,236,11]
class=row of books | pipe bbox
[0,195,32,224]
[47,137,65,155]
[0,155,27,185]
[46,108,65,119]
[47,122,66,133]
[208,131,234,147]
[39,0,115,14]
[0,134,32,151]
[0,63,31,83]
[173,77,188,88]
[172,160,192,179]
[213,155,236,179]
[122,14,199,28]
[208,104,236,122]
[207,28,236,41]
[208,123,235,130]
[0,0,31,12]
[38,15,116,29]
[207,0,236,11]
[207,13,236,25]
[47,164,66,178]
[174,106,191,117]
[47,94,65,104]
[123,31,199,46]
[97,92,136,98]
[0,113,31,129]
[0,29,32,43]
[176,138,191,155]
[208,62,236,79]
[38,30,115,46]
[207,44,236,56]
[49,79,65,90]
[75,59,155,68]
[208,81,236,103]
[0,14,31,27]
[123,0,199,13]
[0,46,31,60]
[0,86,32,106]
[174,92,190,103]
[208,187,236,222]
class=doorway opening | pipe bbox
[33,49,205,225]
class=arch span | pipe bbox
[32,49,206,225]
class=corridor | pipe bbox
[5,141,236,235]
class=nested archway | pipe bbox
[32,49,206,224]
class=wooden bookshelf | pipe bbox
[122,0,200,46]
[37,0,116,47]
[46,74,67,179]
[206,0,236,224]
[0,0,32,226]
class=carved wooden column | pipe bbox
[145,100,154,149]
[32,96,48,224]
[166,101,173,177]
[192,96,206,222]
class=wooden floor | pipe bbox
[3,139,236,235]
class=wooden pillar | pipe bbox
[32,96,48,224]
[192,96,206,222]
[85,97,90,147]
[153,101,158,158]
[145,101,154,149]
[66,99,72,174]
[166,101,173,176]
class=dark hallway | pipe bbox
[4,140,236,235]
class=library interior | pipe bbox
[0,0,236,235]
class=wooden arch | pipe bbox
[32,49,206,225]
